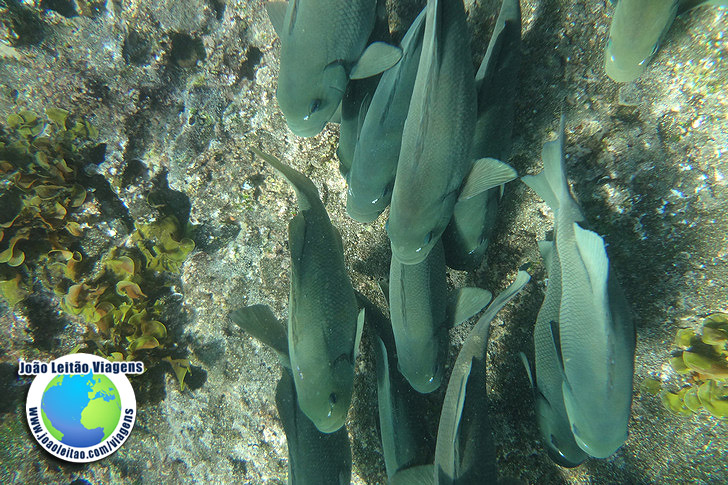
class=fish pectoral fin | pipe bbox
[572,223,609,302]
[349,42,402,80]
[353,307,366,362]
[446,287,493,327]
[548,319,566,375]
[390,464,435,485]
[230,304,291,367]
[519,351,535,388]
[458,158,518,201]
[265,1,288,38]
[288,213,307,263]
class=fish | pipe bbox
[434,271,530,484]
[519,241,589,467]
[275,369,352,485]
[337,2,391,178]
[247,147,365,433]
[386,0,477,265]
[605,0,727,83]
[229,305,352,484]
[336,74,379,179]
[442,0,521,271]
[266,0,402,137]
[345,8,427,223]
[385,239,493,393]
[356,292,432,480]
[521,119,635,458]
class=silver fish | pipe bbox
[434,271,530,484]
[229,305,351,484]
[604,0,727,83]
[386,239,493,393]
[442,0,521,271]
[521,119,635,458]
[250,147,365,433]
[267,0,401,137]
[346,8,427,223]
[386,0,477,265]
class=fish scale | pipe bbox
[388,240,448,393]
[522,120,634,459]
[387,0,477,265]
[251,148,362,434]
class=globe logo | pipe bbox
[41,373,122,448]
[23,353,142,463]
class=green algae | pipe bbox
[660,313,728,420]
[0,109,193,390]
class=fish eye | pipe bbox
[310,99,322,114]
[329,392,337,405]
[423,231,433,245]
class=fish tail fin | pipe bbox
[251,147,319,212]
[229,304,291,367]
[521,116,569,210]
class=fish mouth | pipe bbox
[604,59,642,84]
[346,200,381,223]
[286,119,327,138]
[392,247,429,265]
[313,417,346,434]
[409,375,441,394]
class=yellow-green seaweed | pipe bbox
[0,108,193,391]
[661,388,692,416]
[661,312,728,420]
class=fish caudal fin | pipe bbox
[521,117,569,210]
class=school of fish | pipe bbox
[231,0,726,483]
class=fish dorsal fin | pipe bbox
[446,287,493,327]
[572,223,609,307]
[475,0,520,89]
[350,42,402,80]
[537,240,555,274]
[458,158,518,201]
[288,213,306,263]
[353,307,366,361]
[519,351,535,388]
[390,464,435,485]
[265,1,288,37]
[448,358,473,467]
[230,304,291,368]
